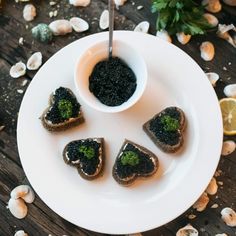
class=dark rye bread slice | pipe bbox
[112,139,159,186]
[63,138,105,180]
[143,107,186,153]
[41,87,84,132]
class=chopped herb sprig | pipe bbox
[152,0,212,35]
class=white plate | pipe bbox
[17,31,223,234]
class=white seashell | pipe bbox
[70,17,89,32]
[134,21,150,34]
[14,230,28,236]
[10,185,35,203]
[206,177,218,195]
[21,188,35,203]
[114,0,127,6]
[49,19,72,36]
[200,41,215,61]
[69,0,90,7]
[217,24,236,48]
[205,72,219,87]
[176,224,198,236]
[10,62,26,79]
[23,4,36,22]
[202,0,222,13]
[221,140,236,156]
[203,13,219,27]
[8,198,28,219]
[156,30,172,43]
[223,0,236,6]
[11,185,29,199]
[224,84,236,98]
[193,192,209,212]
[176,32,191,45]
[215,234,228,236]
[221,207,236,227]
[27,52,42,70]
[99,10,109,30]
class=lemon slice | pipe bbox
[219,98,236,135]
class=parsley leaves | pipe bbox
[152,0,212,35]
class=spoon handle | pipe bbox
[108,0,114,59]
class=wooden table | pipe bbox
[0,1,236,235]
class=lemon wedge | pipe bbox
[219,98,236,135]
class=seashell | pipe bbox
[217,24,236,48]
[114,0,127,6]
[176,32,191,45]
[224,84,236,98]
[156,30,172,43]
[10,62,26,79]
[32,23,53,43]
[21,188,35,203]
[99,10,109,30]
[10,185,35,203]
[27,52,42,71]
[202,0,222,13]
[200,41,215,61]
[176,224,198,236]
[134,21,150,34]
[193,192,209,212]
[221,140,236,156]
[49,19,72,36]
[70,17,89,32]
[14,230,28,236]
[11,185,29,199]
[215,234,228,236]
[203,13,219,27]
[221,207,236,227]
[223,0,236,6]
[8,198,28,219]
[206,177,218,195]
[205,72,219,87]
[69,0,90,7]
[23,4,36,22]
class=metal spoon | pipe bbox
[108,0,115,59]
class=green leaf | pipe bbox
[151,0,211,36]
[58,99,73,119]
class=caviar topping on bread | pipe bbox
[63,138,104,180]
[143,107,186,153]
[41,87,84,131]
[112,139,159,186]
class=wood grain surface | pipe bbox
[0,0,235,235]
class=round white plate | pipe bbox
[17,31,223,234]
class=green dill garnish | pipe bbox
[78,145,95,159]
[151,0,212,35]
[160,115,180,132]
[58,99,73,119]
[121,151,139,166]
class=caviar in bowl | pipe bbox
[74,40,147,113]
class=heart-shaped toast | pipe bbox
[143,107,186,153]
[63,138,105,180]
[112,139,159,186]
[41,87,84,132]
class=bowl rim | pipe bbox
[73,39,148,113]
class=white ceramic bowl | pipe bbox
[74,40,147,113]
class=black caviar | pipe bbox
[89,57,137,106]
[45,87,81,124]
[149,107,181,146]
[66,140,100,175]
[116,143,155,179]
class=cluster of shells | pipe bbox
[8,185,35,219]
[10,52,42,78]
